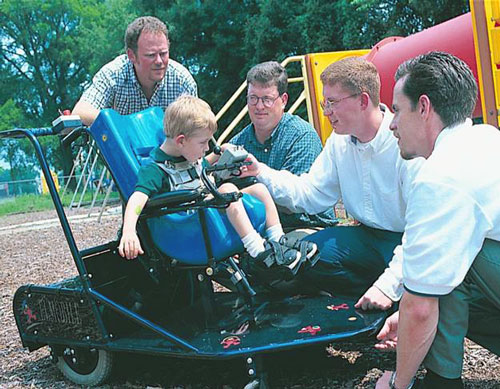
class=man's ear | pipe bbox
[360,92,370,110]
[418,95,432,118]
[127,48,137,64]
[281,92,289,108]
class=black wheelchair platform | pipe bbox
[102,293,385,358]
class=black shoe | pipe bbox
[257,240,302,269]
[279,235,319,266]
[251,240,304,282]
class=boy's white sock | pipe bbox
[265,224,285,243]
[242,230,266,258]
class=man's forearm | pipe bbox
[395,292,439,388]
[72,99,100,126]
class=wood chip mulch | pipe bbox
[1,209,499,388]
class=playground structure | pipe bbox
[4,1,500,387]
[219,0,500,145]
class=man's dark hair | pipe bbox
[395,51,478,127]
[246,61,288,95]
[125,16,168,53]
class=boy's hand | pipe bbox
[118,231,144,260]
[239,153,261,177]
[219,143,235,153]
[206,143,237,164]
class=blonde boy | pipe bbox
[118,96,316,270]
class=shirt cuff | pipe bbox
[403,280,453,296]
[373,269,404,302]
[256,163,275,185]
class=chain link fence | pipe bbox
[0,175,81,198]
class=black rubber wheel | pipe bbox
[56,347,113,386]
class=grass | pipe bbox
[0,190,120,217]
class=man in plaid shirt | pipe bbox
[230,61,337,229]
[72,16,197,126]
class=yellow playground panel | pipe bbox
[41,170,60,194]
[471,0,500,126]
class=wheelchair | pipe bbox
[7,107,386,388]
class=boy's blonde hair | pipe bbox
[320,57,381,107]
[163,95,217,138]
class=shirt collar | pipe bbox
[269,113,289,142]
[248,113,289,147]
[434,118,472,149]
[151,147,186,164]
[350,104,393,150]
[125,58,139,87]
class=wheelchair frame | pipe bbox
[5,113,386,388]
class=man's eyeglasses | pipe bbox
[320,93,359,112]
[247,94,282,108]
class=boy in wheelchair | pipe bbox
[118,95,317,278]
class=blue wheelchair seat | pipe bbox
[90,107,266,265]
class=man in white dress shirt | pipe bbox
[242,57,422,309]
[375,51,500,388]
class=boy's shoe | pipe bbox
[279,235,319,266]
[254,240,303,280]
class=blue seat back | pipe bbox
[90,108,266,265]
[90,107,165,199]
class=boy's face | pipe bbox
[179,127,213,162]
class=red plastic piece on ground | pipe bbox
[327,303,349,311]
[221,335,241,349]
[298,325,321,336]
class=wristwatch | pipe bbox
[389,371,416,389]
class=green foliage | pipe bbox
[0,167,9,181]
[342,0,470,46]
[0,0,136,176]
[1,0,90,124]
[76,0,138,75]
[164,1,257,109]
[0,0,136,125]
[0,99,25,132]
[0,99,35,180]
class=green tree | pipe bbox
[0,99,38,184]
[0,0,136,177]
[0,167,10,183]
[339,0,470,48]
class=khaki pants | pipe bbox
[424,239,500,378]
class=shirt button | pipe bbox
[264,148,269,153]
